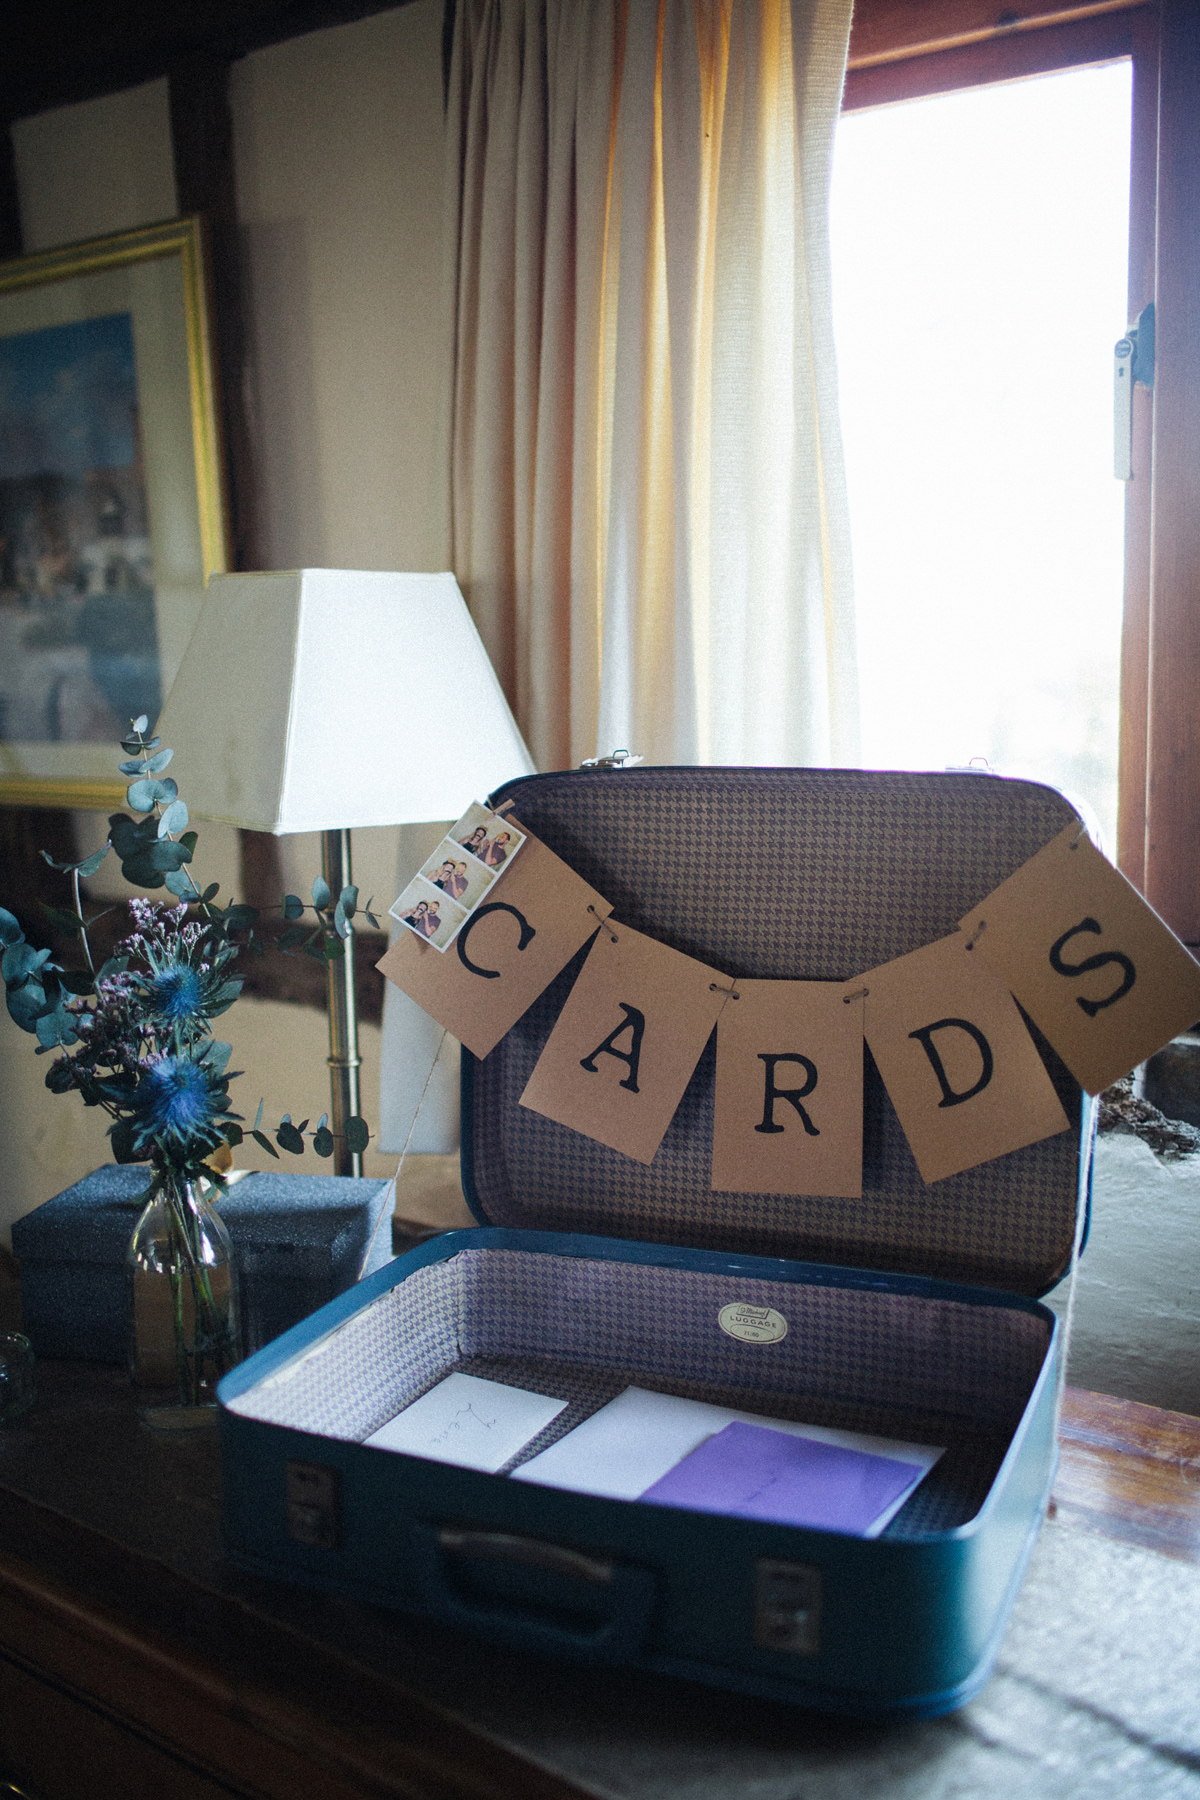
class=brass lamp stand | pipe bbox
[322,827,362,1178]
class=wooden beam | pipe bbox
[1144,0,1200,940]
[848,0,1146,69]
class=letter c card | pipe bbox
[377,824,613,1058]
[852,933,1070,1185]
[519,923,728,1164]
[712,981,864,1196]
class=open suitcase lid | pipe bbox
[460,767,1091,1298]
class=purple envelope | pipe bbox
[639,1421,924,1535]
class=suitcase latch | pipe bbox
[754,1559,820,1655]
[286,1460,340,1549]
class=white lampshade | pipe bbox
[154,569,535,831]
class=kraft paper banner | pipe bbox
[712,981,864,1197]
[376,824,613,1059]
[852,931,1071,1185]
[960,822,1200,1096]
[519,923,730,1164]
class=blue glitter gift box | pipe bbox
[12,1166,394,1362]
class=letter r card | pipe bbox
[712,981,864,1196]
[851,932,1070,1185]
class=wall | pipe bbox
[0,0,450,1237]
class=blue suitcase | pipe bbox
[219,767,1092,1718]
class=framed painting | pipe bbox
[0,217,228,809]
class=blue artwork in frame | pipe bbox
[0,310,162,748]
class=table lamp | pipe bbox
[155,569,535,1176]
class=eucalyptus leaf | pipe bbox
[276,926,306,952]
[344,1116,370,1155]
[311,876,331,911]
[224,1123,244,1148]
[179,831,198,857]
[158,800,188,837]
[251,1128,280,1160]
[317,1113,328,1130]
[96,956,129,983]
[117,758,144,776]
[6,981,46,1031]
[282,894,304,920]
[75,845,110,878]
[2,942,50,987]
[333,899,350,939]
[56,969,96,996]
[254,1098,265,1131]
[339,885,358,916]
[164,870,193,897]
[144,748,174,774]
[276,1120,305,1154]
[119,856,166,889]
[132,714,149,733]
[145,840,190,872]
[312,1125,334,1158]
[40,904,85,936]
[0,907,23,947]
[323,936,345,962]
[35,1008,77,1050]
[126,777,171,812]
[201,883,220,903]
[365,910,380,929]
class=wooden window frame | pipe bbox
[843,0,1200,944]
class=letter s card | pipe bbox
[960,822,1200,1095]
[850,932,1070,1185]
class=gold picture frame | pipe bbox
[0,217,228,810]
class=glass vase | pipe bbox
[126,1175,241,1429]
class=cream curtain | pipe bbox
[446,0,858,771]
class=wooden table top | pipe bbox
[0,1357,1197,1800]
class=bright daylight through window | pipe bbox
[831,61,1132,847]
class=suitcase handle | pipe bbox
[409,1522,657,1663]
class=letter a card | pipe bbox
[851,933,1070,1185]
[519,923,728,1164]
[712,981,864,1196]
[960,822,1200,1095]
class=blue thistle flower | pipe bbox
[128,1055,232,1159]
[147,965,206,1024]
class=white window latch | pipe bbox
[1114,301,1154,482]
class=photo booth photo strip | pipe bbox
[377,824,614,1059]
[851,931,1071,1186]
[711,981,865,1197]
[388,801,527,953]
[959,821,1200,1096]
[519,922,732,1165]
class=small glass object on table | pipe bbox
[0,1330,35,1423]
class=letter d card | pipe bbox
[520,923,728,1164]
[851,932,1070,1185]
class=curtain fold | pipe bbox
[446,0,857,772]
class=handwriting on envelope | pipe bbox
[852,931,1070,1185]
[960,822,1200,1096]
[376,824,613,1059]
[712,981,864,1196]
[519,923,729,1164]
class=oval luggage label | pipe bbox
[717,1302,788,1344]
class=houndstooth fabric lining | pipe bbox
[227,1246,1051,1536]
[471,769,1085,1294]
